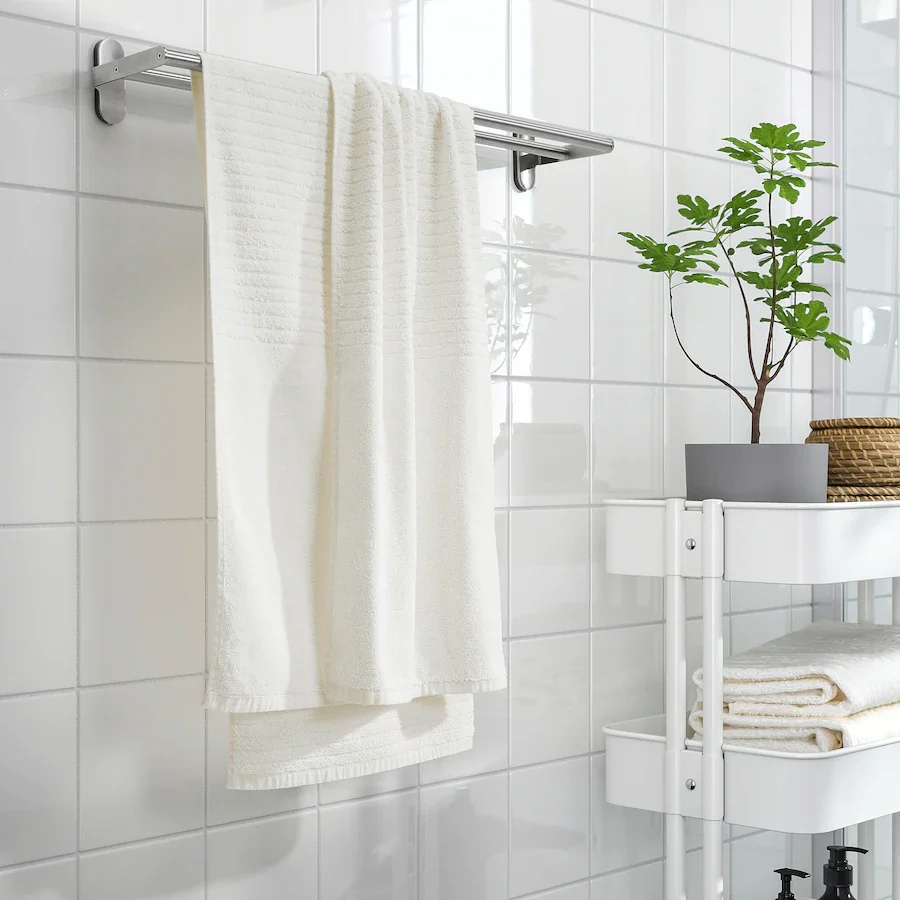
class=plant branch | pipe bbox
[669,278,753,412]
[717,236,758,384]
[770,337,797,380]
[761,175,779,381]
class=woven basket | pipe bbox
[827,484,900,502]
[806,418,900,490]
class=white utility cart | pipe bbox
[603,498,900,900]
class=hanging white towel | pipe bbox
[194,56,506,786]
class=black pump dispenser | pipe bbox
[775,868,810,899]
[818,845,868,900]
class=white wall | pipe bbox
[0,1,816,898]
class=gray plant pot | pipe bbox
[684,443,828,503]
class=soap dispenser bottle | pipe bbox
[818,845,868,900]
[775,867,810,900]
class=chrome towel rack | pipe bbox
[91,39,614,192]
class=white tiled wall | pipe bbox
[0,1,816,898]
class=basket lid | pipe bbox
[809,417,900,430]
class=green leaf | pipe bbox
[683,272,728,287]
[824,332,852,360]
[763,178,778,194]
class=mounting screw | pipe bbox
[685,538,696,550]
[685,779,696,791]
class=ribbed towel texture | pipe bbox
[194,56,506,787]
[691,621,900,752]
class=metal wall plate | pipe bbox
[93,39,126,126]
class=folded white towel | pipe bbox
[194,56,505,786]
[690,699,900,753]
[691,621,900,752]
[694,621,900,717]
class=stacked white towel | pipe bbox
[194,57,506,787]
[690,621,900,753]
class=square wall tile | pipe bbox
[731,53,791,140]
[423,0,507,111]
[592,509,663,628]
[730,608,792,655]
[208,812,318,900]
[420,773,509,900]
[79,35,202,207]
[496,512,510,638]
[845,292,900,395]
[510,758,590,896]
[593,260,664,383]
[846,84,899,193]
[593,14,662,143]
[0,858,75,900]
[80,199,205,362]
[592,385,663,499]
[480,162,509,245]
[665,34,730,156]
[509,253,590,380]
[732,0,791,63]
[80,0,202,46]
[510,633,590,767]
[0,527,75,695]
[0,693,76,866]
[592,624,663,750]
[664,387,731,496]
[845,0,898,93]
[591,754,662,874]
[845,188,896,295]
[792,0,813,69]
[0,19,75,190]
[0,359,75,525]
[593,142,663,262]
[79,833,204,900]
[0,188,75,356]
[79,362,205,521]
[0,0,73,22]
[510,508,590,636]
[420,677,509,783]
[321,0,417,86]
[510,381,590,506]
[207,710,317,824]
[666,0,729,45]
[485,249,509,376]
[591,861,663,899]
[731,831,792,900]
[592,0,661,23]
[511,0,590,128]
[319,792,417,900]
[80,521,205,685]
[511,157,591,256]
[207,0,316,72]
[79,676,205,850]
[536,885,589,900]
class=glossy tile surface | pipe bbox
[510,633,590,766]
[80,199,205,362]
[79,834,205,900]
[80,0,202,46]
[509,758,590,896]
[207,812,318,900]
[79,677,205,850]
[510,508,590,636]
[0,0,73,22]
[319,792,418,900]
[0,527,76,695]
[0,188,75,356]
[79,521,205,684]
[0,693,76,866]
[79,362,205,521]
[0,359,76,525]
[0,19,75,190]
[0,858,76,900]
[420,773,509,900]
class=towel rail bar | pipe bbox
[91,39,615,192]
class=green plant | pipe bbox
[621,123,850,442]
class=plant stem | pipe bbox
[717,236,758,384]
[668,278,753,412]
[762,167,779,385]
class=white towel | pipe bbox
[691,621,900,752]
[194,57,506,787]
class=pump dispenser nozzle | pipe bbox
[776,867,810,899]
[818,845,868,900]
